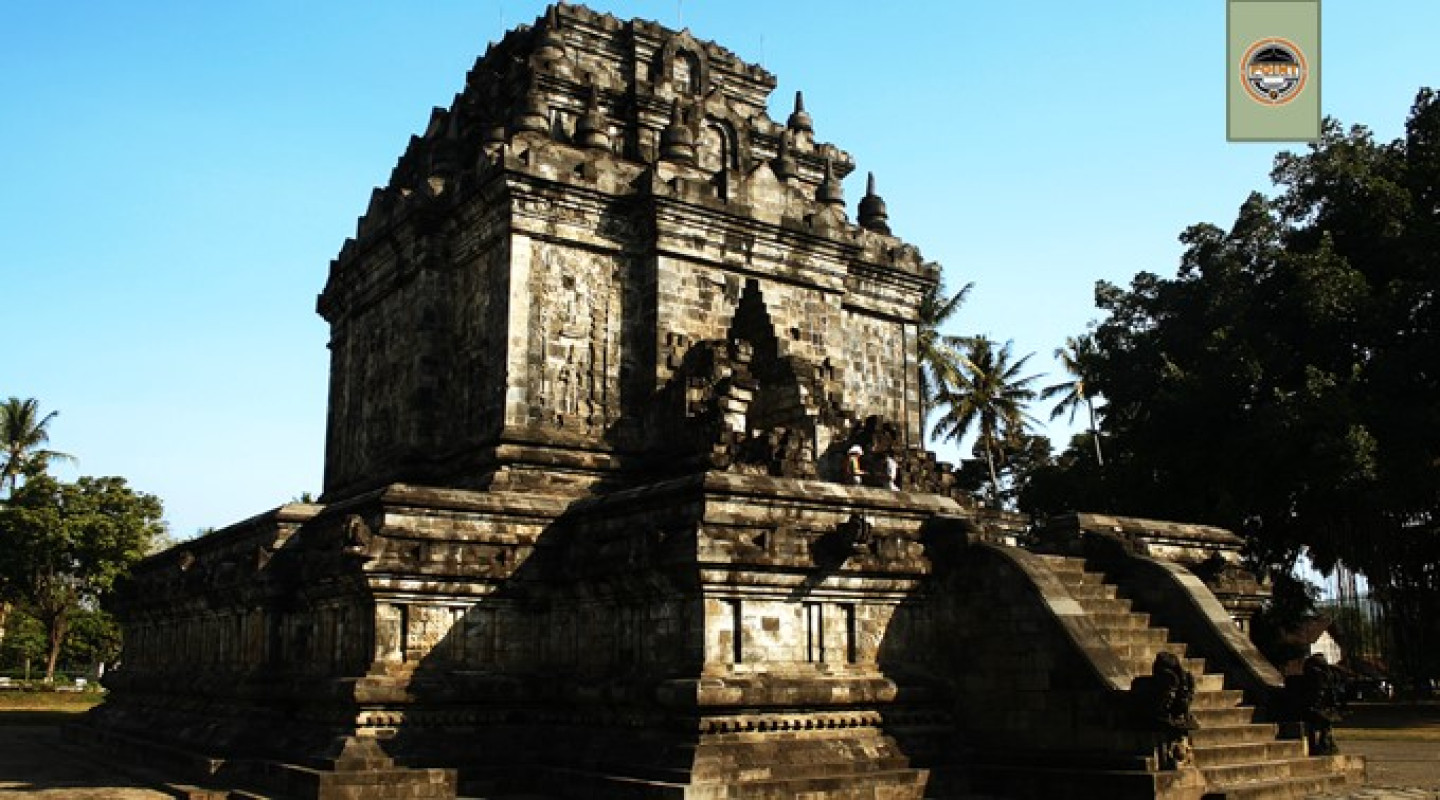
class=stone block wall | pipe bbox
[113,503,319,680]
[314,2,939,500]
[843,309,914,434]
[100,467,1313,799]
[320,205,513,495]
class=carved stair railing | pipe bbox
[918,530,1211,798]
[1073,532,1290,720]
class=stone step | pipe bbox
[1096,626,1172,648]
[1200,752,1336,786]
[1194,673,1227,692]
[1191,688,1245,710]
[687,751,916,783]
[1038,555,1363,800]
[1067,581,1121,601]
[1072,596,1136,616]
[1064,571,1110,590]
[1086,611,1153,630]
[1119,649,1211,674]
[1191,740,1308,768]
[1045,560,1223,693]
[1207,773,1356,800]
[1189,722,1284,746]
[684,767,928,798]
[1051,562,1363,797]
[1192,705,1261,727]
[1119,650,1212,676]
[1114,642,1176,664]
[1036,554,1085,572]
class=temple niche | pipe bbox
[84,5,1364,800]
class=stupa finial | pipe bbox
[787,90,813,133]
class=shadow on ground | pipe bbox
[1,710,1437,797]
[0,721,168,799]
[1341,702,1440,732]
[0,709,91,726]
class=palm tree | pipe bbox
[930,337,1041,499]
[917,281,975,433]
[1038,335,1105,466]
[1,397,73,497]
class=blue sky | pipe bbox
[4,1,1438,538]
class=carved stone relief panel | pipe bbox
[528,242,623,432]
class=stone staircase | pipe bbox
[1038,555,1364,799]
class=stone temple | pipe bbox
[82,5,1366,799]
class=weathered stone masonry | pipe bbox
[85,5,1365,799]
[314,3,932,502]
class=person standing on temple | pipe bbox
[884,452,899,490]
[845,445,865,485]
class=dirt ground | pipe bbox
[1343,739,1440,790]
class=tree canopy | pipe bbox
[0,470,165,680]
[1033,89,1440,681]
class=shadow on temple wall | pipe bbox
[380,482,956,797]
[872,517,1157,798]
[378,488,709,797]
[99,415,976,798]
[632,277,851,484]
[378,481,982,796]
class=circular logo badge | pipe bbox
[1241,38,1308,106]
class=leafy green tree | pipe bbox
[0,397,75,651]
[0,474,164,681]
[992,432,1055,510]
[1018,430,1109,518]
[916,281,975,433]
[1058,90,1440,681]
[63,606,123,674]
[0,605,117,679]
[0,607,46,677]
[949,432,1056,511]
[930,337,1041,502]
[1038,334,1105,466]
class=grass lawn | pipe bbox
[0,690,104,725]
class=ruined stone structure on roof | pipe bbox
[83,5,1365,798]
[314,2,939,501]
